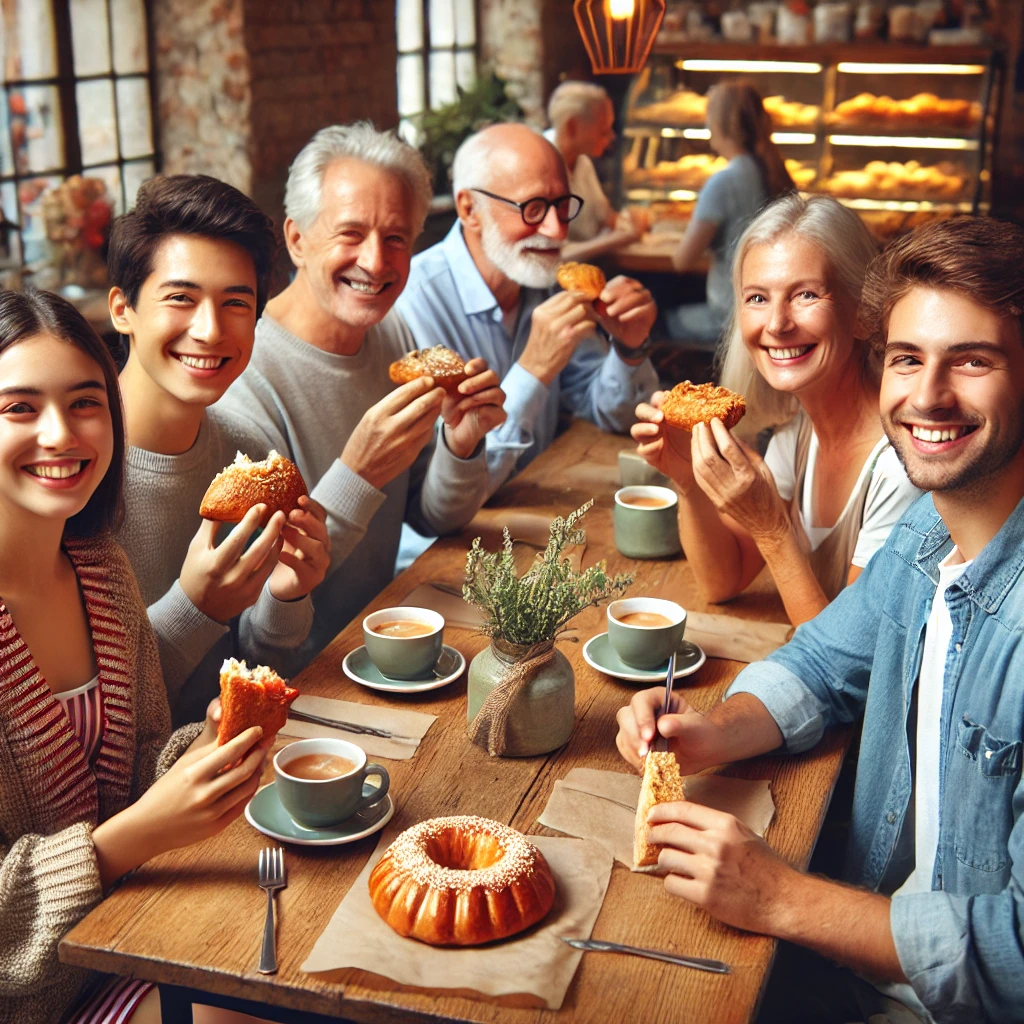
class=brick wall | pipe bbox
[242,0,398,229]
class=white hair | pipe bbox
[450,130,500,198]
[547,80,610,129]
[284,122,433,234]
[718,193,880,435]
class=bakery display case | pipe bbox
[619,44,1003,243]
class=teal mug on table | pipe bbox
[607,597,687,670]
[362,606,444,680]
[613,485,681,559]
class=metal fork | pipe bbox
[257,847,286,974]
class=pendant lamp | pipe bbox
[573,0,666,75]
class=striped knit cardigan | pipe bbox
[0,535,201,1024]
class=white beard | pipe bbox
[479,214,562,289]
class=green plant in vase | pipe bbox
[463,500,633,756]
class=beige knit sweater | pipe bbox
[0,535,202,1024]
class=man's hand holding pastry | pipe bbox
[268,495,332,601]
[341,378,446,490]
[518,291,598,386]
[595,275,656,351]
[441,356,507,459]
[180,505,287,625]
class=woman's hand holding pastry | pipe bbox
[596,275,656,351]
[341,377,445,490]
[180,506,287,624]
[268,495,332,601]
[691,419,789,543]
[631,392,696,490]
[615,686,726,775]
[441,357,508,459]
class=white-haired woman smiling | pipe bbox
[633,194,922,625]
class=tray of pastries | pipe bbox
[820,159,967,203]
[632,90,819,129]
[827,92,982,133]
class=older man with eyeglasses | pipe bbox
[397,123,658,494]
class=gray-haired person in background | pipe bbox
[219,122,506,671]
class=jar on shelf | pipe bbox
[854,2,885,39]
[814,2,852,43]
[777,5,811,44]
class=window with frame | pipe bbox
[396,0,478,144]
[0,0,158,268]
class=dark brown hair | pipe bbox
[861,215,1024,357]
[0,288,125,537]
[108,174,277,316]
[706,80,796,200]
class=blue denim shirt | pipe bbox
[727,493,1024,1024]
[396,223,658,495]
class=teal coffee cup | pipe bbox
[363,606,444,680]
[607,598,687,670]
[274,738,390,830]
[614,486,681,560]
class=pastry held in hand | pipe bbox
[388,345,467,392]
[199,449,307,523]
[368,815,556,945]
[556,260,606,301]
[661,381,746,432]
[634,751,684,867]
[217,658,299,746]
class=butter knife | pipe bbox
[654,651,676,753]
[286,709,416,742]
[561,937,730,975]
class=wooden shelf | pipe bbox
[652,40,999,66]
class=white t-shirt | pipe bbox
[764,417,923,568]
[878,550,971,1021]
[543,128,612,242]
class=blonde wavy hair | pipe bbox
[718,193,879,435]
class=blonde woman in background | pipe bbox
[634,194,922,625]
[664,81,796,348]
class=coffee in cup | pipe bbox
[274,738,390,829]
[607,598,687,670]
[362,606,444,679]
[613,486,681,559]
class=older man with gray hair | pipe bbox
[220,122,505,669]
[396,122,658,495]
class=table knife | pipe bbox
[286,709,416,742]
[561,937,730,975]
[654,651,676,753]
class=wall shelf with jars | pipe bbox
[620,43,1003,242]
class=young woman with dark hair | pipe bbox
[664,80,797,349]
[0,289,273,1024]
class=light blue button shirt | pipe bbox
[396,222,658,495]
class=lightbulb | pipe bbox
[608,0,635,20]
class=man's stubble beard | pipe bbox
[479,213,562,289]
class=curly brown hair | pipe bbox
[861,215,1024,358]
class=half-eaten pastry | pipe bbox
[216,658,298,746]
[634,750,685,868]
[199,450,307,523]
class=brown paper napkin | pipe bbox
[538,767,774,871]
[401,583,484,630]
[685,611,793,663]
[302,830,613,1010]
[277,695,436,761]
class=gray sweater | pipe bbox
[217,310,489,671]
[118,408,313,723]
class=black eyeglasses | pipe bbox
[470,188,584,226]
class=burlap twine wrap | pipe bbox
[468,640,556,756]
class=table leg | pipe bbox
[158,984,193,1023]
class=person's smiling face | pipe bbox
[0,334,113,525]
[116,233,258,407]
[739,234,855,395]
[880,285,1024,493]
[289,157,415,332]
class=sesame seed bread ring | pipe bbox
[660,381,746,432]
[556,261,606,301]
[199,449,308,523]
[368,815,556,946]
[388,345,467,392]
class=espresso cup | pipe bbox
[614,485,682,559]
[274,738,390,830]
[362,606,444,680]
[607,597,687,670]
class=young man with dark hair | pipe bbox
[616,216,1024,1024]
[109,174,330,723]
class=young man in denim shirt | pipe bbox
[616,217,1024,1024]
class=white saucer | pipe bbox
[582,633,706,684]
[245,783,394,847]
[342,644,466,693]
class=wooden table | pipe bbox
[61,422,847,1024]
